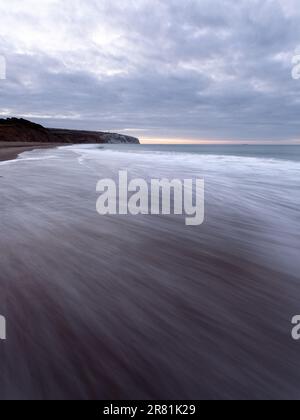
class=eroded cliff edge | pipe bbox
[0,118,140,144]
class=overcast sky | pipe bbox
[0,0,300,143]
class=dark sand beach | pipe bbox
[0,145,299,400]
[0,143,63,162]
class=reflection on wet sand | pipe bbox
[0,146,300,400]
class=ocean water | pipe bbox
[97,144,300,162]
[0,144,300,399]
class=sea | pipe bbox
[0,144,299,399]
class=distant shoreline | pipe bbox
[0,118,140,145]
[0,142,63,162]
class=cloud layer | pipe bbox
[0,0,300,142]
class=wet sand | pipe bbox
[0,143,65,162]
[0,146,300,400]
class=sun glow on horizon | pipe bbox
[140,137,300,145]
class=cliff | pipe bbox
[0,118,140,144]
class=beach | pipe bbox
[0,143,65,162]
[0,144,300,400]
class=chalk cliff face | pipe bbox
[0,118,140,144]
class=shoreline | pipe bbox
[0,144,299,399]
[0,142,66,162]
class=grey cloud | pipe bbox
[0,0,300,142]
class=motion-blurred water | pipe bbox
[0,144,300,399]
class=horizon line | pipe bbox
[140,137,300,145]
